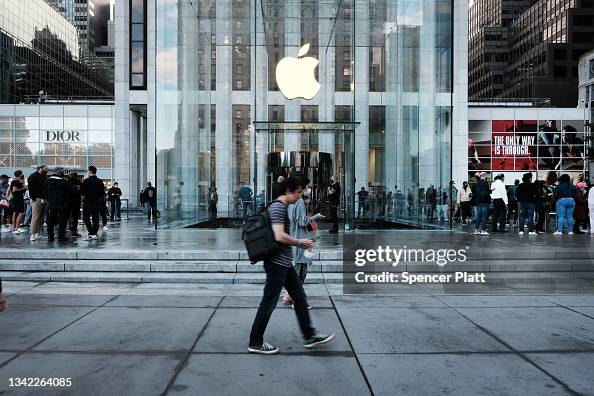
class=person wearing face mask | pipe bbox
[107,182,122,221]
[27,164,49,241]
[457,181,472,224]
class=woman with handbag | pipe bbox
[282,180,325,308]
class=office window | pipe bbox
[130,0,147,89]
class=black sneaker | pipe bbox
[303,333,335,348]
[248,341,279,355]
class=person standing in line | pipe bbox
[515,173,538,235]
[208,186,218,220]
[490,173,508,233]
[99,187,110,232]
[248,176,334,355]
[143,182,157,222]
[457,181,472,224]
[507,179,520,226]
[239,182,254,222]
[9,170,27,234]
[23,188,32,227]
[554,174,576,235]
[283,178,325,307]
[45,168,77,242]
[67,172,82,237]
[449,181,459,223]
[27,165,49,241]
[139,189,146,207]
[81,166,104,240]
[271,175,285,201]
[107,182,122,221]
[572,181,588,234]
[357,187,368,219]
[327,176,341,233]
[472,172,491,235]
[0,175,10,233]
[534,180,551,233]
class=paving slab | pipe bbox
[567,306,594,319]
[33,307,214,352]
[0,352,16,365]
[436,295,555,308]
[358,353,568,396]
[456,307,594,351]
[0,306,94,350]
[141,273,235,283]
[0,352,181,396]
[106,295,222,308]
[6,294,114,307]
[194,308,350,353]
[526,352,594,395]
[331,295,446,308]
[219,296,333,308]
[169,354,370,396]
[543,294,594,307]
[336,307,509,353]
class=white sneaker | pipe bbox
[83,234,98,241]
[553,231,563,235]
[30,234,36,241]
[528,231,537,235]
[1,226,9,233]
[481,230,489,235]
[13,228,25,234]
[474,230,480,235]
[103,225,110,232]
[518,231,524,235]
[568,231,574,235]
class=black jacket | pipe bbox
[27,171,47,200]
[68,178,82,208]
[472,179,491,204]
[143,186,156,204]
[107,187,122,201]
[81,175,105,203]
[45,175,77,210]
[515,182,538,204]
[329,182,341,205]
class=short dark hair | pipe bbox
[522,173,532,183]
[298,176,310,188]
[559,174,571,184]
[279,176,302,195]
[88,165,97,174]
[14,170,23,177]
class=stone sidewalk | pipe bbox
[1,281,593,395]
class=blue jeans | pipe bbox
[249,262,315,346]
[518,202,535,232]
[474,203,489,231]
[556,197,575,232]
[242,201,254,221]
[24,200,32,225]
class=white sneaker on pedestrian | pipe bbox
[568,231,574,235]
[528,231,537,235]
[474,230,480,235]
[518,231,524,235]
[481,230,489,235]
[30,234,36,241]
[83,234,98,241]
[553,231,563,235]
[13,228,25,234]
[103,225,110,232]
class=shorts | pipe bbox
[10,199,24,214]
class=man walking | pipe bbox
[328,176,341,233]
[143,182,157,222]
[45,168,77,242]
[208,186,218,220]
[107,182,122,221]
[239,182,254,222]
[81,166,104,240]
[248,176,334,354]
[27,164,48,241]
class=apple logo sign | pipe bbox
[275,43,321,100]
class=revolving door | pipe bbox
[253,121,359,230]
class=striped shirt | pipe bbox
[267,201,293,267]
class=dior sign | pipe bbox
[45,130,81,142]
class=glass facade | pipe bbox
[0,104,115,180]
[0,0,112,104]
[156,0,454,229]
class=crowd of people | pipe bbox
[0,165,156,243]
[468,171,593,235]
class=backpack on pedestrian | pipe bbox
[242,201,281,264]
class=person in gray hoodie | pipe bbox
[283,177,325,307]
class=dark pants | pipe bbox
[518,202,535,232]
[535,204,547,232]
[249,262,315,347]
[47,207,68,241]
[242,201,254,221]
[460,201,472,223]
[69,205,80,233]
[109,199,121,220]
[209,202,217,220]
[147,201,156,220]
[99,202,108,226]
[83,202,100,235]
[491,199,507,231]
[330,203,339,231]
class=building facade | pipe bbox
[469,0,594,107]
[114,0,469,229]
[0,0,113,104]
